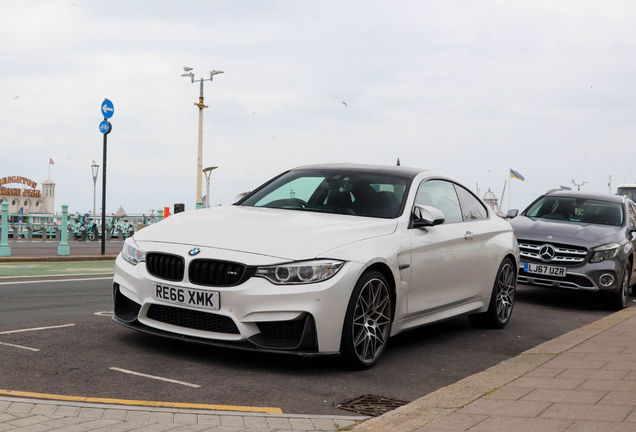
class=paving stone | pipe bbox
[219,416,245,428]
[78,408,105,420]
[556,369,629,380]
[28,406,58,417]
[266,417,293,430]
[519,389,607,404]
[310,418,337,431]
[173,414,197,425]
[0,414,18,422]
[507,377,585,390]
[565,421,636,431]
[539,403,633,422]
[601,361,636,371]
[0,425,16,432]
[53,407,81,418]
[125,411,152,423]
[569,345,627,354]
[415,413,487,431]
[289,418,315,430]
[40,418,86,429]
[149,412,175,423]
[0,402,11,412]
[102,409,129,421]
[460,399,552,418]
[334,419,357,429]
[579,379,636,392]
[6,404,34,415]
[524,368,566,379]
[3,424,51,432]
[461,416,573,432]
[8,415,54,428]
[585,353,636,362]
[243,417,268,429]
[196,415,221,426]
[598,391,636,405]
[482,387,534,400]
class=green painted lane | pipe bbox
[0,261,115,278]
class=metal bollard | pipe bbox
[58,204,70,255]
[0,202,10,256]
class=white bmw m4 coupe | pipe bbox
[113,164,519,369]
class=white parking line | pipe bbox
[0,324,75,335]
[0,277,113,285]
[110,367,201,388]
[0,341,39,351]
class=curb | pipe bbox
[0,256,117,263]
[352,306,636,432]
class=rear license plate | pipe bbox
[524,262,567,277]
[153,284,220,311]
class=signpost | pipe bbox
[99,99,113,255]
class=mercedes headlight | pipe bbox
[122,237,146,265]
[590,243,621,263]
[255,260,345,285]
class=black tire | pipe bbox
[340,270,393,370]
[78,226,87,241]
[609,264,630,311]
[468,257,516,329]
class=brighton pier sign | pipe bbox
[0,176,42,197]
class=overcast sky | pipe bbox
[2,0,635,216]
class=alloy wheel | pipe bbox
[352,277,392,364]
[495,262,515,324]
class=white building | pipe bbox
[482,188,506,218]
[0,175,55,216]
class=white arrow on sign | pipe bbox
[102,104,114,113]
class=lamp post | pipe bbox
[203,166,218,208]
[571,179,587,191]
[91,160,99,217]
[181,67,224,209]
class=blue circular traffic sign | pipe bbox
[101,99,114,119]
[99,121,112,134]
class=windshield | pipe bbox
[524,196,624,226]
[239,169,411,218]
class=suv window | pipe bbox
[525,196,624,226]
[415,180,462,223]
[455,185,488,220]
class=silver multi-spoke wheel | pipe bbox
[352,278,392,364]
[341,270,393,369]
[495,262,515,324]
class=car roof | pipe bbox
[545,190,627,204]
[290,163,430,178]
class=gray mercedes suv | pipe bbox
[508,191,636,310]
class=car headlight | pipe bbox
[590,243,621,263]
[255,260,345,285]
[122,237,146,265]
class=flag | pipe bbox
[49,158,54,165]
[560,185,572,190]
[510,169,524,181]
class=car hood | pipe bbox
[510,215,623,247]
[134,205,398,261]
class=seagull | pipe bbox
[342,101,348,107]
[13,96,18,100]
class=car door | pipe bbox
[628,202,636,286]
[407,179,481,315]
[453,183,502,299]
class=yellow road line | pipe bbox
[0,389,283,414]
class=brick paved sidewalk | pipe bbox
[0,397,365,431]
[354,306,636,432]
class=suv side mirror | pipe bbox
[507,209,519,219]
[412,205,445,228]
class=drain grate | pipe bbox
[336,395,408,417]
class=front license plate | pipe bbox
[524,262,567,277]
[153,284,220,311]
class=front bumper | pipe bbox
[112,250,362,355]
[517,258,624,292]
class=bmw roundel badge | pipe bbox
[188,248,201,256]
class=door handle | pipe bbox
[464,231,476,240]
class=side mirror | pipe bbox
[507,209,519,219]
[233,192,250,204]
[412,205,445,228]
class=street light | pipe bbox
[203,166,218,208]
[91,160,99,216]
[571,179,587,191]
[181,66,224,209]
